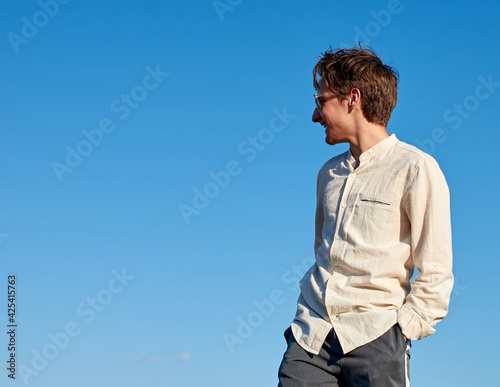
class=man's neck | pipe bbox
[349,124,389,166]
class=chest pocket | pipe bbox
[355,194,397,233]
[359,195,394,207]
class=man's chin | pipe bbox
[325,136,337,146]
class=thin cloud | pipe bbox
[147,357,167,363]
[124,352,148,362]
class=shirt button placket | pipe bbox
[330,172,355,261]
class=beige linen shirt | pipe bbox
[291,134,454,355]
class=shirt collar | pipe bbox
[346,134,398,168]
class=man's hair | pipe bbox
[313,46,399,127]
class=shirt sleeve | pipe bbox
[397,157,454,340]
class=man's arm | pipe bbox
[397,157,454,341]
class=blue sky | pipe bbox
[1,1,499,386]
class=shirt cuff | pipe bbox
[397,304,436,340]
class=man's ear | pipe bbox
[350,88,362,107]
[347,88,362,113]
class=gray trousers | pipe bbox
[278,324,411,387]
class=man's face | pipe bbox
[312,78,351,146]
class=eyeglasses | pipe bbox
[314,92,337,111]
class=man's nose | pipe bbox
[312,107,322,122]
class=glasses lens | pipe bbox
[314,95,321,110]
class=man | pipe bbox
[278,47,454,386]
